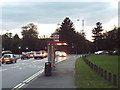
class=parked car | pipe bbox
[113,50,118,55]
[94,50,108,55]
[1,54,17,64]
[2,50,12,56]
[21,53,30,60]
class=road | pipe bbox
[0,55,79,89]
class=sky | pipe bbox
[0,0,119,41]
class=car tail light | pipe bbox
[10,58,13,60]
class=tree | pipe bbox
[103,27,119,51]
[56,17,91,54]
[92,22,104,51]
[59,17,76,42]
[12,34,21,54]
[21,23,38,38]
[21,23,39,51]
[2,33,13,51]
[56,17,76,53]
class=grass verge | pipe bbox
[87,55,118,75]
[75,58,117,88]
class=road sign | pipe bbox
[51,33,59,41]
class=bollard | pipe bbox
[100,68,103,77]
[89,62,92,68]
[113,74,117,86]
[108,72,112,83]
[104,70,107,80]
[96,65,98,73]
[94,65,97,72]
[88,61,90,66]
[91,63,94,69]
[44,62,51,76]
[93,64,95,71]
[98,67,101,74]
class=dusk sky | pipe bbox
[0,0,118,41]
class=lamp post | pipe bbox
[76,19,86,54]
[77,19,85,37]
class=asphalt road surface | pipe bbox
[1,55,81,89]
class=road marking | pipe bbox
[19,68,22,69]
[0,69,7,72]
[11,66,19,69]
[11,69,44,90]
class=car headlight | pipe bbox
[63,53,67,56]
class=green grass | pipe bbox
[87,55,118,75]
[75,58,116,88]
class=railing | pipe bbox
[82,56,119,87]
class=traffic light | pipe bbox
[26,47,28,50]
[18,46,21,49]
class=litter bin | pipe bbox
[45,62,51,76]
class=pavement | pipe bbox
[23,56,78,89]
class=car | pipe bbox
[34,51,48,59]
[113,50,118,55]
[34,51,43,59]
[55,51,67,57]
[94,50,108,55]
[27,52,35,58]
[21,53,30,60]
[1,54,17,64]
[40,50,48,58]
[2,50,12,56]
[55,51,61,56]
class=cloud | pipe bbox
[1,2,118,41]
[2,2,117,26]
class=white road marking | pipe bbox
[19,68,22,69]
[12,69,44,90]
[11,66,19,69]
[0,69,7,72]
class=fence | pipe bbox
[82,56,119,87]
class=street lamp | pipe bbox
[76,19,85,36]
